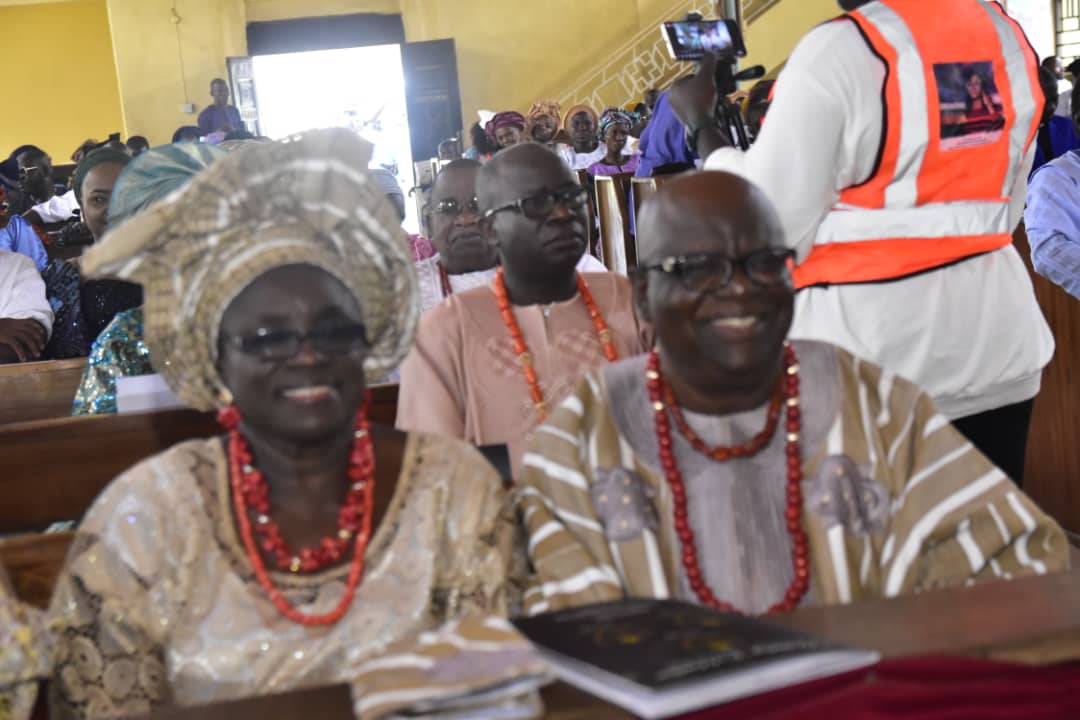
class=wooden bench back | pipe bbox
[0,385,400,533]
[574,169,601,260]
[631,174,675,220]
[594,173,635,273]
[1013,224,1080,533]
[0,358,86,425]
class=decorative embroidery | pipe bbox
[806,455,889,536]
[591,468,658,542]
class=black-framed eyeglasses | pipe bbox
[227,322,370,361]
[483,184,589,220]
[430,197,481,217]
[637,248,795,293]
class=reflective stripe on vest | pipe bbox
[793,0,1042,289]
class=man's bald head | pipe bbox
[477,142,571,209]
[637,171,785,263]
[634,172,794,399]
[431,158,481,196]
[477,142,588,291]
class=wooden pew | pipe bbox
[0,384,401,533]
[594,174,635,274]
[1013,224,1080,534]
[573,169,601,262]
[0,357,86,425]
[630,174,675,220]
[77,570,1080,719]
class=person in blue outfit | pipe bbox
[1032,67,1080,176]
[1025,81,1080,300]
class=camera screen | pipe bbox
[661,20,745,61]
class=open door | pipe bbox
[227,56,262,136]
[400,40,462,163]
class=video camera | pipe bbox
[661,17,766,150]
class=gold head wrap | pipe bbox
[82,128,419,411]
[525,100,563,139]
[562,104,597,132]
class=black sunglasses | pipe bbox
[227,322,370,361]
[429,197,481,217]
[637,248,795,293]
[483,185,589,220]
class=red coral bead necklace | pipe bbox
[645,343,810,614]
[220,403,375,626]
[494,266,619,422]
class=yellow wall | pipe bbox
[244,0,400,22]
[13,0,819,152]
[742,0,839,74]
[0,0,123,160]
[105,0,246,146]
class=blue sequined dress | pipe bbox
[72,307,153,415]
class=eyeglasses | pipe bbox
[430,197,481,217]
[228,322,370,361]
[637,248,795,293]
[483,185,589,220]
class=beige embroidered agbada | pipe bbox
[396,272,647,477]
[49,433,544,719]
[518,340,1068,616]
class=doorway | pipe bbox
[251,44,418,232]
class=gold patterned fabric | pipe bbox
[49,433,545,719]
[0,569,55,720]
[80,129,419,411]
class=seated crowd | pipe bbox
[0,41,1077,720]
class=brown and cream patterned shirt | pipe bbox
[517,340,1068,616]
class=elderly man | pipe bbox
[671,0,1053,487]
[414,158,606,314]
[397,144,647,476]
[518,172,1066,616]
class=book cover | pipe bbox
[513,598,856,689]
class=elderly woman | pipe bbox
[525,100,574,167]
[484,111,526,151]
[72,142,227,415]
[49,130,541,719]
[587,108,640,176]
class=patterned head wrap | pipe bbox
[484,111,526,139]
[563,104,598,132]
[73,146,132,205]
[82,129,419,411]
[107,142,227,230]
[597,107,636,141]
[527,100,562,126]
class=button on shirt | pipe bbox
[1025,149,1080,300]
[703,19,1054,419]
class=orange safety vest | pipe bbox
[792,0,1042,290]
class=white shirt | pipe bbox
[569,146,607,171]
[704,18,1054,419]
[29,189,79,223]
[415,252,609,315]
[0,249,53,338]
[1056,78,1072,118]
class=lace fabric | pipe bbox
[49,432,514,719]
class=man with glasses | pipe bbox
[2,148,55,216]
[414,159,605,314]
[517,171,1064,615]
[397,144,646,477]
